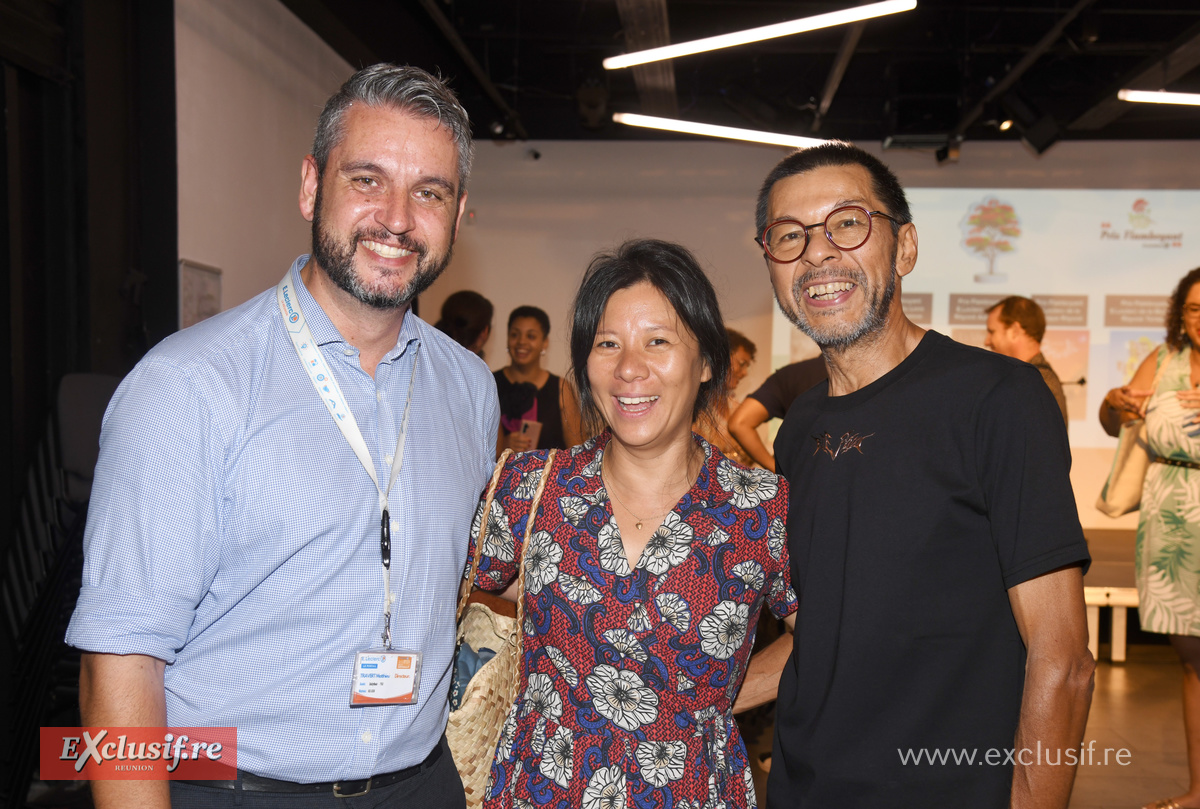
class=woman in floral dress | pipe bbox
[1101,266,1200,809]
[468,239,797,809]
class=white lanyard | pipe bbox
[276,271,418,649]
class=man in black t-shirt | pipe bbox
[729,357,827,470]
[737,142,1093,808]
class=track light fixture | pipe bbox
[603,0,916,70]
[612,113,824,148]
[1117,89,1200,106]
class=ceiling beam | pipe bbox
[949,0,1096,140]
[811,22,865,133]
[413,0,529,139]
[1068,19,1200,131]
[278,0,379,69]
[615,0,679,119]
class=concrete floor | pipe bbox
[741,644,1194,809]
[1069,645,1192,809]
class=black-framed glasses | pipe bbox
[756,206,897,264]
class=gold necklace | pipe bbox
[601,452,696,531]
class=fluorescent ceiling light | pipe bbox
[1117,89,1200,106]
[612,113,825,148]
[603,0,917,70]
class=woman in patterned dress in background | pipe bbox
[467,238,797,809]
[1101,266,1200,809]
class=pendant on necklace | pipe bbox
[635,521,643,530]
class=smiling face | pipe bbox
[507,316,549,369]
[764,164,916,349]
[299,103,467,310]
[1184,282,1200,348]
[587,281,712,455]
[729,347,753,391]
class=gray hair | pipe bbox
[312,64,474,198]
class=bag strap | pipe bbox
[1138,346,1176,419]
[511,449,558,703]
[456,448,514,624]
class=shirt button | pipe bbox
[343,349,355,356]
[361,731,372,743]
[385,454,394,465]
[376,391,384,402]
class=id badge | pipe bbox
[350,648,422,706]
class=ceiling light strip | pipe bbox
[612,113,825,148]
[1117,89,1200,106]
[603,0,917,70]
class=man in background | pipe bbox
[727,356,827,470]
[986,295,1069,426]
[66,64,497,808]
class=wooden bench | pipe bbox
[1082,529,1137,662]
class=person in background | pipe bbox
[467,238,797,809]
[494,305,582,451]
[436,290,493,358]
[1100,267,1200,809]
[697,328,757,466]
[65,64,497,809]
[727,357,827,471]
[985,295,1069,426]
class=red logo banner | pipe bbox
[40,727,238,780]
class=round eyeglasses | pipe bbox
[757,206,897,264]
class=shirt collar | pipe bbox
[587,429,735,509]
[290,254,422,361]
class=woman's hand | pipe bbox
[1176,389,1200,429]
[504,430,535,452]
[1104,385,1152,415]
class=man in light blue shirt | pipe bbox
[65,64,498,809]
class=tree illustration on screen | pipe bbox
[962,198,1021,283]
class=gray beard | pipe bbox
[776,258,898,350]
[310,189,452,310]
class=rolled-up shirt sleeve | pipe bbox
[66,356,225,662]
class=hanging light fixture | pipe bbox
[1117,89,1200,106]
[603,0,917,70]
[611,113,825,148]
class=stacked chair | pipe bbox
[3,373,119,808]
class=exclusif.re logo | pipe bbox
[40,727,237,781]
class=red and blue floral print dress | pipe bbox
[468,431,797,809]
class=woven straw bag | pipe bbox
[448,449,556,808]
[1097,348,1172,517]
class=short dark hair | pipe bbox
[312,64,474,198]
[1167,267,1200,352]
[726,328,757,360]
[987,296,1046,343]
[435,290,493,349]
[508,305,551,336]
[570,239,729,437]
[755,140,912,239]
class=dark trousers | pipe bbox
[169,736,466,809]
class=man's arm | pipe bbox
[1007,565,1095,809]
[733,614,795,713]
[728,397,775,472]
[560,376,584,448]
[80,652,170,808]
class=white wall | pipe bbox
[176,0,350,310]
[435,139,1200,394]
[175,0,1200,530]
